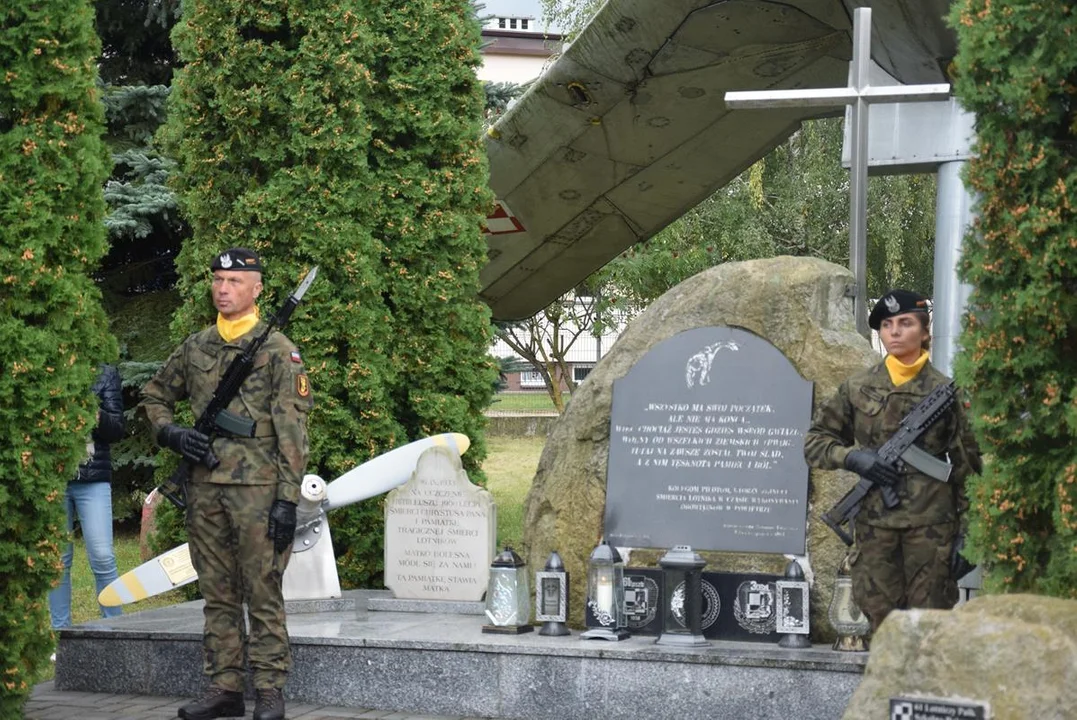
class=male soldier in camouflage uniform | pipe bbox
[142,248,313,720]
[804,289,981,633]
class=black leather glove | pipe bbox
[844,449,900,487]
[157,424,212,465]
[267,500,298,554]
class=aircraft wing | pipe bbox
[480,0,956,320]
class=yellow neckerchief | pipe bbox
[885,350,929,386]
[216,307,259,343]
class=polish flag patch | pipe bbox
[290,351,302,363]
[482,200,526,235]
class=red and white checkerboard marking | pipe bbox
[483,200,526,235]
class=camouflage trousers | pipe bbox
[850,519,958,633]
[187,482,292,691]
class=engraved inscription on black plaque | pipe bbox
[606,326,813,554]
[705,571,781,642]
[623,568,662,635]
[889,697,989,720]
[625,569,782,641]
[670,577,720,633]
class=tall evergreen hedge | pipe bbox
[950,1,1077,596]
[161,1,494,586]
[0,0,114,711]
[340,0,497,584]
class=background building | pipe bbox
[477,0,563,85]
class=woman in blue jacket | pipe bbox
[49,364,126,627]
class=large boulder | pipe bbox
[842,594,1077,719]
[520,256,878,636]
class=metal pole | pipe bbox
[848,8,872,338]
[723,5,951,341]
[931,161,975,376]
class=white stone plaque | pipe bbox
[384,446,496,601]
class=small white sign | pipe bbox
[889,696,989,720]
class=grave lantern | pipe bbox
[656,545,709,647]
[828,554,870,651]
[581,539,629,641]
[482,547,533,634]
[776,559,811,649]
[535,550,570,636]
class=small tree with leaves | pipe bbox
[950,0,1077,597]
[593,118,937,320]
[0,0,115,711]
[495,292,607,412]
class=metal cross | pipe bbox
[724,7,950,337]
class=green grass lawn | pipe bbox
[488,391,563,413]
[60,435,545,626]
[483,435,545,551]
[66,533,188,627]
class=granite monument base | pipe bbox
[55,590,866,719]
[367,596,485,615]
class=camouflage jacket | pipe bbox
[803,359,981,528]
[141,320,313,504]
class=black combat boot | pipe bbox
[177,686,245,719]
[253,687,286,720]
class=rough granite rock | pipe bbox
[842,594,1077,719]
[520,256,878,636]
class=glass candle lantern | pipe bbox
[776,558,811,649]
[535,550,570,636]
[482,547,533,634]
[581,538,628,641]
[656,545,709,647]
[828,554,870,651]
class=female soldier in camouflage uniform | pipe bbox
[142,248,313,720]
[803,289,981,633]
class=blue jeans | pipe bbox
[49,482,122,628]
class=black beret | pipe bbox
[211,248,262,272]
[869,289,930,330]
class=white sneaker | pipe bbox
[49,653,56,662]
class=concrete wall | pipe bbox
[485,414,557,437]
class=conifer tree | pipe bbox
[0,0,114,711]
[160,0,494,586]
[345,0,497,583]
[950,0,1077,596]
[96,0,184,289]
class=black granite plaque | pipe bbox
[670,576,721,634]
[705,571,781,642]
[606,326,812,554]
[889,697,989,720]
[622,568,663,635]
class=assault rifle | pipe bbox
[157,266,319,509]
[821,381,957,546]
